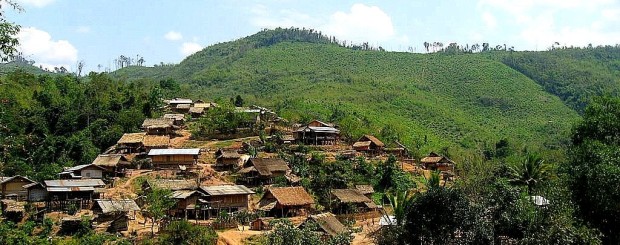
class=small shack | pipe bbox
[330,189,377,213]
[353,135,384,154]
[142,135,170,151]
[420,152,455,172]
[148,148,200,169]
[299,212,348,239]
[250,217,275,231]
[92,154,131,177]
[92,199,137,232]
[258,186,314,217]
[189,107,205,118]
[238,158,290,185]
[142,118,175,135]
[0,175,36,201]
[24,182,47,202]
[163,114,185,126]
[169,98,193,113]
[116,132,146,153]
[59,164,106,179]
[214,149,243,170]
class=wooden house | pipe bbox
[420,152,455,172]
[258,186,314,217]
[299,212,348,239]
[23,183,47,202]
[169,98,193,113]
[189,107,205,118]
[214,149,243,170]
[163,114,185,126]
[92,154,132,177]
[142,179,200,219]
[142,135,170,151]
[330,189,377,213]
[294,120,340,145]
[147,148,200,169]
[0,176,36,201]
[238,158,290,185]
[142,118,175,135]
[198,185,255,218]
[92,199,140,222]
[44,179,106,210]
[250,217,275,231]
[355,185,375,199]
[59,164,106,179]
[353,135,385,153]
[384,141,409,158]
[116,132,146,153]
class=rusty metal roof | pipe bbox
[199,185,254,196]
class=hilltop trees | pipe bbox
[565,96,620,243]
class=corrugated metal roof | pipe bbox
[200,185,255,196]
[169,98,193,104]
[148,148,200,156]
[47,186,95,192]
[170,190,200,199]
[44,179,105,187]
[94,199,140,213]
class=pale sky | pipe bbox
[7,0,620,72]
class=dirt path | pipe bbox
[106,170,150,199]
[217,227,262,245]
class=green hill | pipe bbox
[113,28,604,155]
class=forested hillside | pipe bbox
[112,28,592,157]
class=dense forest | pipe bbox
[2,28,620,244]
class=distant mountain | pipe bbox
[0,61,50,75]
[112,28,620,154]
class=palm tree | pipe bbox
[386,190,413,226]
[507,154,552,195]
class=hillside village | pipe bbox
[0,96,456,244]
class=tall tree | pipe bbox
[0,0,21,62]
[144,187,175,236]
[566,96,620,243]
[507,153,552,195]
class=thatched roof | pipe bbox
[193,103,211,108]
[94,199,140,214]
[143,135,170,147]
[169,98,192,104]
[331,189,372,203]
[247,158,290,176]
[142,118,174,129]
[146,179,198,191]
[216,149,241,159]
[163,114,185,121]
[421,152,455,164]
[117,132,146,144]
[92,154,123,167]
[358,135,384,147]
[266,186,314,206]
[1,199,25,213]
[307,213,347,237]
[189,107,204,114]
[352,141,371,148]
[355,185,375,195]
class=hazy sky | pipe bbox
[7,0,620,72]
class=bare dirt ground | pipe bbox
[352,216,381,245]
